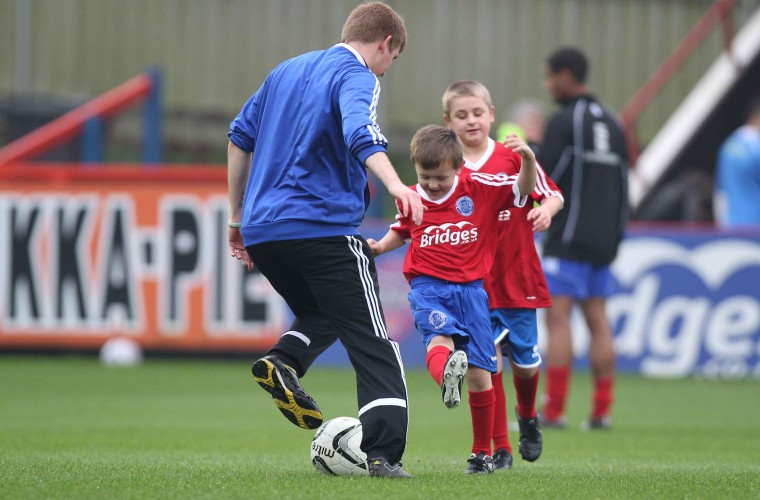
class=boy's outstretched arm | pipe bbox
[504,135,537,197]
[367,229,405,257]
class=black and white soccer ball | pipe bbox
[310,416,368,476]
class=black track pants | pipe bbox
[248,235,409,463]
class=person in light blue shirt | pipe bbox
[715,97,760,227]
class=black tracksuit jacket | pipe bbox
[537,94,629,266]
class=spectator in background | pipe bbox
[714,97,760,227]
[536,46,629,431]
[496,98,547,155]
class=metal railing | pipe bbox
[619,0,739,166]
[0,69,162,166]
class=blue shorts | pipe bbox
[542,257,615,299]
[408,277,497,373]
[490,308,541,368]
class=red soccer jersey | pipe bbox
[463,139,564,309]
[391,172,527,283]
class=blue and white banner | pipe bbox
[607,229,760,378]
[315,222,760,379]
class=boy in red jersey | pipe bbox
[443,80,563,469]
[368,124,537,474]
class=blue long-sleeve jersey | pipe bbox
[228,43,389,245]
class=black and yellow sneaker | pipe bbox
[465,452,495,474]
[442,350,468,409]
[493,448,513,470]
[367,458,413,478]
[251,355,322,430]
[516,407,543,462]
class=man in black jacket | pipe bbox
[536,47,629,430]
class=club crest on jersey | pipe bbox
[429,310,448,329]
[456,196,474,216]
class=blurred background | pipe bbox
[1,0,759,215]
[1,0,759,377]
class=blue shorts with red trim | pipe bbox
[408,276,497,373]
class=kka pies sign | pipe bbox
[0,165,287,352]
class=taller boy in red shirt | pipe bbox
[443,80,563,469]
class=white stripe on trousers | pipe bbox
[359,397,407,416]
[346,236,387,339]
[345,236,409,423]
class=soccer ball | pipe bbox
[99,337,143,367]
[310,416,368,476]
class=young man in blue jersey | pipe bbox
[226,2,422,479]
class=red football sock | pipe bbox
[592,376,614,419]
[514,370,539,418]
[543,365,570,421]
[491,372,511,453]
[425,345,451,386]
[469,388,495,456]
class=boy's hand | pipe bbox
[527,204,552,232]
[366,238,383,256]
[503,134,536,162]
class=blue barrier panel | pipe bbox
[314,221,760,378]
[609,227,760,378]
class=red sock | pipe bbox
[425,345,451,386]
[514,370,539,418]
[469,388,495,456]
[592,377,614,419]
[543,366,570,421]
[491,372,511,453]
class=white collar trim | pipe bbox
[463,138,495,171]
[335,43,367,67]
[415,175,459,205]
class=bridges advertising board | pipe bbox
[607,230,760,378]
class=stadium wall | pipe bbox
[2,0,758,159]
[1,164,759,378]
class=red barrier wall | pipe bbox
[0,164,286,352]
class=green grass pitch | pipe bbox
[1,356,759,498]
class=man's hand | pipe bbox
[228,227,253,271]
[387,180,425,225]
[364,151,425,225]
